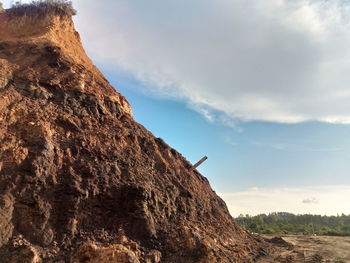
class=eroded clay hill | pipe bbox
[0,8,271,263]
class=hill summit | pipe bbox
[0,4,270,262]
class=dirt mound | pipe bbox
[0,6,271,262]
[266,237,294,250]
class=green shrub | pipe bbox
[7,0,76,17]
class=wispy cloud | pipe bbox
[302,197,319,204]
[250,141,342,152]
[74,0,350,126]
[219,185,350,216]
[188,103,244,131]
[224,136,239,147]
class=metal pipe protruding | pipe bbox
[192,156,208,169]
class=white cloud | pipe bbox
[219,185,350,216]
[4,1,350,124]
[71,0,350,124]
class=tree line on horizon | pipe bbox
[235,212,350,236]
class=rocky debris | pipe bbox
[308,253,323,263]
[0,6,272,263]
[72,238,162,263]
[73,243,141,263]
[0,194,14,247]
[1,235,41,263]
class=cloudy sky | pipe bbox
[3,0,350,216]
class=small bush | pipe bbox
[7,0,76,17]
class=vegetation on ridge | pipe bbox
[6,0,76,17]
[236,212,350,236]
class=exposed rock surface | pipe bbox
[0,8,272,262]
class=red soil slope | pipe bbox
[0,8,271,263]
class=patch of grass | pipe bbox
[6,0,76,18]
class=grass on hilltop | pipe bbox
[6,0,76,17]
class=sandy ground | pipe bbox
[258,235,350,263]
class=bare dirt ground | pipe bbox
[258,235,350,263]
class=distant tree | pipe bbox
[0,1,4,11]
[235,213,350,236]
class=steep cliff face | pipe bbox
[0,8,271,263]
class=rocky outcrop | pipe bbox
[0,6,271,263]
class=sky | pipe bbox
[3,0,350,216]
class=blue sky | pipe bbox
[103,66,350,192]
[3,0,350,215]
[97,63,350,216]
